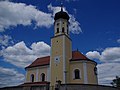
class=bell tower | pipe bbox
[50,6,72,86]
[54,7,69,36]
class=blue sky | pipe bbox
[0,0,120,87]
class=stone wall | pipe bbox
[0,86,23,90]
[0,84,119,90]
[0,85,48,90]
[59,84,119,90]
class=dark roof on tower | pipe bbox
[25,51,96,69]
[54,7,69,20]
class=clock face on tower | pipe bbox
[54,56,60,63]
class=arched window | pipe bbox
[57,23,59,26]
[57,28,59,33]
[62,27,65,33]
[74,69,80,79]
[41,73,45,81]
[31,74,34,82]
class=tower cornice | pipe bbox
[51,34,72,41]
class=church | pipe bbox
[25,6,98,87]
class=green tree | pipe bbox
[111,76,120,87]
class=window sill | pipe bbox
[73,78,81,80]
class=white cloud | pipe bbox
[117,39,120,44]
[0,1,53,32]
[0,35,13,47]
[0,1,81,34]
[86,47,120,86]
[0,41,50,68]
[86,47,120,63]
[48,4,82,34]
[31,42,50,55]
[0,67,25,88]
[48,4,62,16]
[100,47,120,63]
[97,63,120,86]
[86,51,101,60]
[69,15,82,34]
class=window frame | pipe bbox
[41,73,45,82]
[62,27,65,33]
[74,69,81,79]
[30,74,34,82]
[56,28,59,33]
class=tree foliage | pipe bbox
[111,76,120,87]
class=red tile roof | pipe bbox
[25,51,94,69]
[72,51,88,60]
[25,56,50,69]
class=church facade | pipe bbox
[25,7,98,87]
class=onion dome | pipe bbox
[54,7,69,21]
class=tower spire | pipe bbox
[60,1,63,12]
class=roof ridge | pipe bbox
[37,56,50,59]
